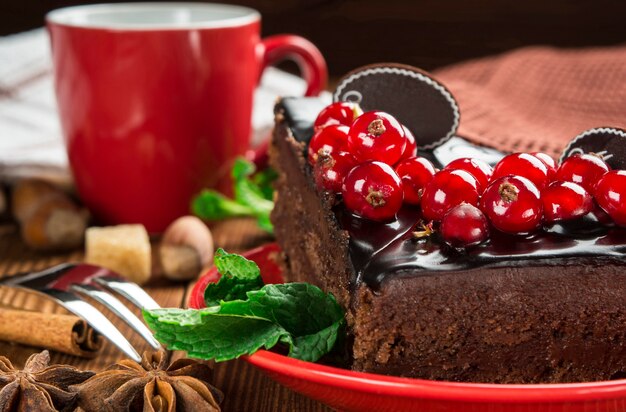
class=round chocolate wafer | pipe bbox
[333,63,460,149]
[560,127,626,169]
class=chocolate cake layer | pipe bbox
[270,96,626,383]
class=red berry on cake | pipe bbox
[480,175,543,234]
[348,111,407,165]
[394,157,436,205]
[341,161,403,221]
[556,153,611,196]
[532,152,557,180]
[308,124,350,165]
[541,181,593,223]
[591,202,614,226]
[594,170,626,226]
[421,169,480,221]
[444,157,493,193]
[314,151,358,193]
[314,101,362,130]
[441,203,490,248]
[398,125,418,161]
[491,153,550,190]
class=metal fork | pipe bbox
[0,263,161,362]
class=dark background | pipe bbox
[2,0,626,75]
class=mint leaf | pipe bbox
[192,190,254,220]
[190,157,275,233]
[204,249,263,307]
[214,248,260,280]
[218,284,345,361]
[232,158,275,224]
[232,157,256,180]
[234,180,274,216]
[256,214,274,233]
[143,308,288,361]
[145,284,345,363]
[204,276,264,307]
[290,320,344,362]
[251,167,278,201]
[219,283,344,336]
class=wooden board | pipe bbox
[0,218,329,411]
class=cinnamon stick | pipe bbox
[0,308,102,358]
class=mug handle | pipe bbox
[246,35,327,168]
[259,34,328,97]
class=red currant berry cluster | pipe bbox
[310,103,625,248]
[311,103,418,221]
[425,152,618,247]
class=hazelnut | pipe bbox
[21,197,88,251]
[12,179,89,251]
[160,216,214,281]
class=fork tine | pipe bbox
[94,276,160,310]
[42,289,141,362]
[70,284,161,350]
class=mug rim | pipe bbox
[46,2,260,31]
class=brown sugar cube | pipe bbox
[85,224,151,285]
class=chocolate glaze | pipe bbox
[278,97,328,144]
[278,97,626,290]
[339,207,626,289]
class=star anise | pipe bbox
[72,350,222,412]
[0,350,94,412]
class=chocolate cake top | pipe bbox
[276,96,626,288]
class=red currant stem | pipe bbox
[352,105,364,119]
[416,189,423,202]
[366,189,386,207]
[367,119,386,136]
[589,152,606,161]
[316,151,335,168]
[413,221,435,239]
[499,182,519,202]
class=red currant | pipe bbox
[594,170,626,227]
[444,157,493,193]
[555,153,610,196]
[307,125,350,165]
[491,153,550,190]
[314,101,362,130]
[314,151,357,193]
[541,181,593,223]
[591,202,614,226]
[342,161,404,221]
[348,111,407,165]
[480,175,543,234]
[394,157,436,205]
[421,169,480,221]
[398,125,418,162]
[441,203,490,248]
[532,152,557,180]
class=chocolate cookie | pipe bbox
[333,63,459,149]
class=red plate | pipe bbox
[188,243,626,412]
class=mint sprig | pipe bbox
[192,158,275,233]
[144,250,345,363]
[204,249,264,307]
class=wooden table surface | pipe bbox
[0,217,331,412]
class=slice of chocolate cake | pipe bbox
[269,65,626,384]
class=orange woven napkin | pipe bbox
[434,45,626,158]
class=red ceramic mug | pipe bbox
[47,3,326,232]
